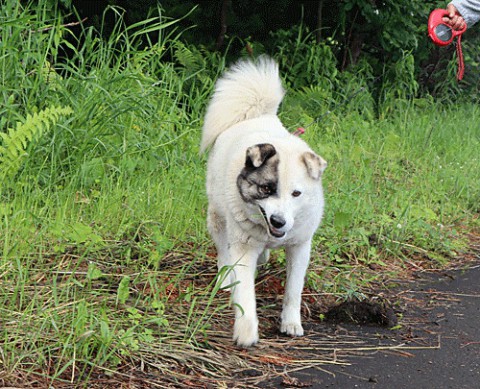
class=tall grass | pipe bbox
[0,1,479,386]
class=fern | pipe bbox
[173,41,205,74]
[0,105,73,182]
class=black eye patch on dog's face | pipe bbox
[237,143,279,203]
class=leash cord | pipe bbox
[456,35,464,81]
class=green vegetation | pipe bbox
[0,1,478,386]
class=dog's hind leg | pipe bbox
[280,240,312,337]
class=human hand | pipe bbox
[442,4,467,30]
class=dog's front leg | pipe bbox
[281,241,312,337]
[229,243,262,347]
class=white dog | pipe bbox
[201,57,327,347]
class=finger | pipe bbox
[442,16,453,25]
[446,4,458,18]
[453,17,466,30]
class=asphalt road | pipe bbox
[279,264,480,389]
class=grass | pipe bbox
[0,1,479,387]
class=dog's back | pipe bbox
[200,57,285,153]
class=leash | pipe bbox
[455,35,465,80]
[428,8,467,81]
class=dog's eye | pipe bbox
[292,190,302,197]
[259,185,272,195]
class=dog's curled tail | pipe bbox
[200,56,285,153]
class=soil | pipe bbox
[325,299,398,328]
[267,263,480,389]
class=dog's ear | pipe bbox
[301,152,327,180]
[245,143,277,168]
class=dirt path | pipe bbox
[273,263,480,388]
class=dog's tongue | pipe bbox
[270,227,285,238]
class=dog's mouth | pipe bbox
[259,206,286,239]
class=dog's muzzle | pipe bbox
[259,206,286,238]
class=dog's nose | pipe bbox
[270,214,286,229]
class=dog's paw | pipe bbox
[233,315,259,347]
[280,321,304,337]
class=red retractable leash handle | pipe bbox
[428,9,467,80]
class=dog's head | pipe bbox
[236,143,327,239]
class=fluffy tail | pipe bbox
[200,56,285,153]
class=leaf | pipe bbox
[68,222,103,244]
[87,263,104,280]
[410,205,438,222]
[334,211,353,231]
[117,276,131,305]
[0,105,73,182]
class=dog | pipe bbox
[200,56,327,347]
